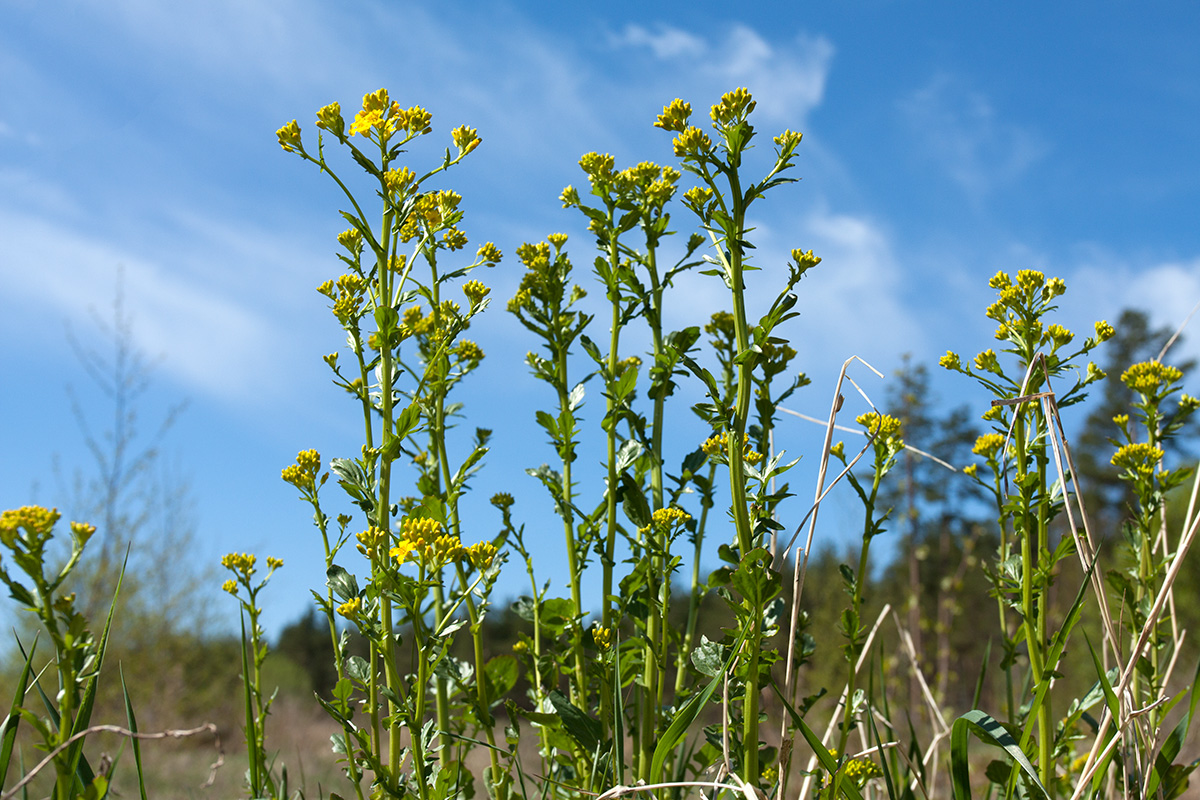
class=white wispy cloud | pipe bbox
[613,22,835,123]
[899,74,1048,202]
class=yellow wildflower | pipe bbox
[1111,442,1164,477]
[673,126,712,157]
[1094,320,1115,342]
[654,98,692,132]
[972,433,1005,458]
[592,626,613,651]
[1122,361,1182,395]
[856,412,902,441]
[710,87,755,127]
[276,119,302,152]
[476,242,502,265]
[451,124,480,154]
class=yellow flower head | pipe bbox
[988,271,1012,290]
[221,552,256,579]
[791,248,821,275]
[384,167,416,197]
[974,349,1000,373]
[476,242,503,265]
[315,102,343,136]
[1121,361,1183,395]
[1046,323,1073,349]
[774,130,803,150]
[654,98,692,132]
[0,505,61,539]
[467,541,499,570]
[560,185,580,208]
[451,124,480,154]
[1094,320,1115,342]
[939,351,962,372]
[276,120,302,152]
[1111,442,1164,477]
[282,449,321,491]
[337,597,363,620]
[972,433,1005,458]
[578,152,615,184]
[683,185,713,209]
[69,521,96,545]
[674,126,712,157]
[455,339,485,363]
[547,232,569,251]
[701,432,763,465]
[856,412,903,442]
[1016,269,1045,293]
[710,87,755,127]
[337,228,362,254]
[222,579,238,596]
[462,280,490,307]
[592,625,614,651]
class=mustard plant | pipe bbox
[221,551,285,799]
[277,89,510,800]
[947,270,1110,793]
[1108,363,1198,733]
[0,506,118,800]
[656,88,819,785]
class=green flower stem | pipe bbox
[554,351,588,706]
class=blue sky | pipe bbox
[3,1,1200,636]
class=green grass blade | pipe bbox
[769,679,866,800]
[649,625,748,784]
[1147,654,1200,798]
[67,548,129,790]
[240,611,263,798]
[972,639,991,711]
[0,635,38,790]
[951,710,1047,800]
[1019,558,1094,752]
[120,665,148,800]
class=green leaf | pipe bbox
[1147,654,1200,798]
[548,690,602,753]
[326,565,360,602]
[619,472,651,530]
[120,666,149,800]
[950,709,1048,800]
[0,634,36,791]
[483,656,519,706]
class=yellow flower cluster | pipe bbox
[70,521,96,544]
[972,433,1005,458]
[1046,323,1073,348]
[276,120,303,152]
[389,516,464,568]
[705,310,735,339]
[1111,442,1164,476]
[337,596,363,620]
[348,89,433,141]
[0,505,61,538]
[974,349,1000,373]
[842,756,882,784]
[455,340,485,363]
[451,124,480,155]
[578,152,615,185]
[614,355,642,376]
[462,280,490,307]
[1121,360,1183,395]
[774,130,803,150]
[384,167,416,197]
[939,351,962,371]
[560,185,581,208]
[653,98,692,132]
[1095,320,1115,342]
[337,227,362,255]
[791,248,821,275]
[547,232,569,251]
[683,186,713,209]
[466,541,498,570]
[592,626,613,651]
[317,273,369,325]
[356,525,390,560]
[701,432,764,466]
[710,87,756,127]
[315,102,343,136]
[281,449,321,491]
[673,126,712,158]
[476,242,503,265]
[856,412,903,442]
[221,552,257,579]
[639,506,693,537]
